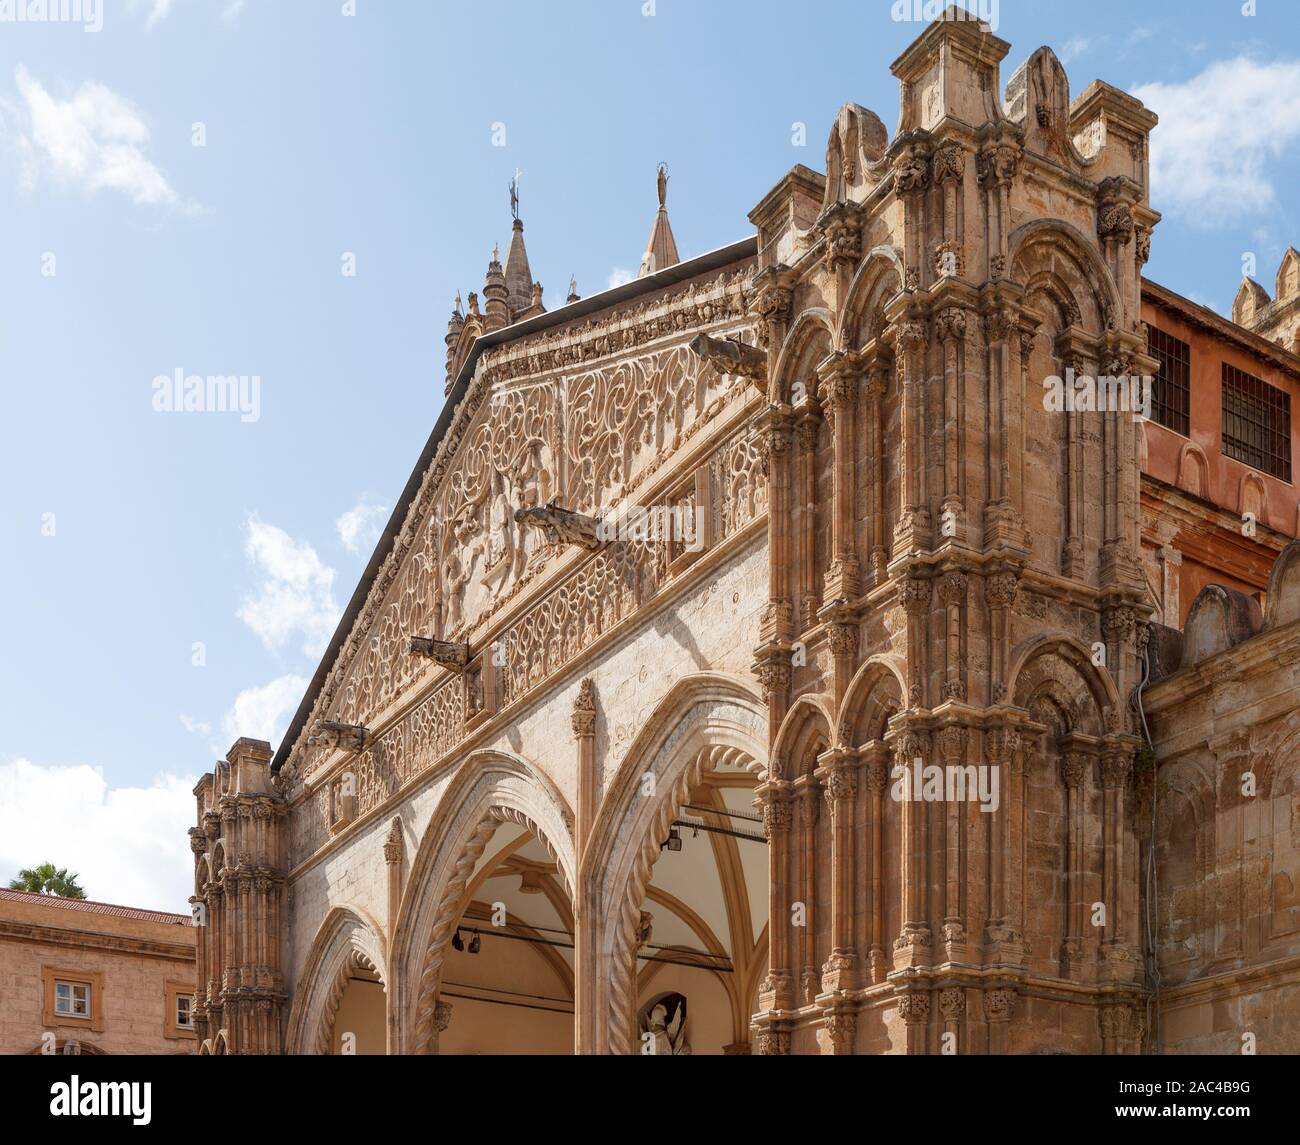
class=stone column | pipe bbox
[384,817,403,943]
[820,752,859,993]
[571,677,599,1055]
[1060,751,1088,979]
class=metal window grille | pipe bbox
[1221,362,1292,482]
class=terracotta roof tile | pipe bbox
[0,887,192,926]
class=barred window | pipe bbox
[1148,325,1190,436]
[1221,363,1292,482]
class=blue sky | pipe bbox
[1,0,1298,909]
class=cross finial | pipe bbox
[510,169,522,220]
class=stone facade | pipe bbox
[0,888,196,1055]
[187,10,1300,1055]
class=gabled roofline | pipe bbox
[271,236,758,771]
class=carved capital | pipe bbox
[570,677,596,737]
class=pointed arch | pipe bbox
[838,245,905,350]
[837,653,907,748]
[1006,634,1122,736]
[285,905,388,1055]
[391,749,576,1054]
[1007,219,1122,329]
[771,691,834,775]
[580,672,766,1055]
[772,310,834,403]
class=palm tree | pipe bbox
[7,863,88,900]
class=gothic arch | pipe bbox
[581,672,766,1054]
[285,905,388,1055]
[772,310,834,404]
[771,691,835,772]
[1007,219,1122,328]
[1006,634,1121,736]
[839,246,905,350]
[836,653,907,747]
[391,749,576,1054]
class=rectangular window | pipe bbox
[176,994,193,1027]
[1222,363,1292,481]
[54,981,91,1019]
[1148,325,1191,436]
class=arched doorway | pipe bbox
[583,674,769,1054]
[630,744,768,1055]
[436,818,575,1054]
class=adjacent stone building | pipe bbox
[0,888,196,1055]
[188,10,1300,1054]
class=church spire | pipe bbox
[504,171,534,316]
[638,163,680,278]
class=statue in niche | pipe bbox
[639,993,690,1056]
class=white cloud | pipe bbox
[221,674,307,747]
[336,500,388,555]
[1135,58,1300,224]
[237,516,341,658]
[0,759,197,913]
[178,714,212,738]
[608,267,635,289]
[222,0,246,24]
[1060,36,1090,64]
[3,66,177,206]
